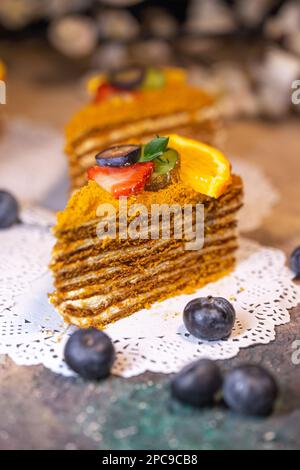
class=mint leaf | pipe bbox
[139,136,169,162]
[145,136,169,156]
[140,150,164,162]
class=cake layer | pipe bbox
[70,108,217,155]
[51,209,239,266]
[52,229,237,282]
[57,258,235,328]
[55,246,235,307]
[51,211,239,275]
[66,82,214,148]
[53,237,238,292]
[54,174,243,237]
[69,113,218,166]
[53,195,242,248]
[55,254,235,312]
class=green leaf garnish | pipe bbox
[139,136,169,162]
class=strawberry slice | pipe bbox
[88,162,154,198]
[94,82,140,103]
[94,83,117,103]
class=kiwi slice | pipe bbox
[145,149,179,191]
[142,67,166,90]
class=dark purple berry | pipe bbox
[290,246,300,278]
[183,296,235,341]
[171,359,222,407]
[109,65,145,90]
[0,190,19,229]
[64,328,115,380]
[223,364,278,416]
[95,144,141,168]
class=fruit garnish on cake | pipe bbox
[65,66,220,191]
[50,135,243,329]
[87,136,181,197]
[87,66,186,103]
[86,135,231,199]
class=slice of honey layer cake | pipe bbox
[50,135,243,329]
[65,67,221,191]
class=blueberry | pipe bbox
[171,359,222,407]
[64,328,115,380]
[223,364,278,416]
[109,65,145,90]
[0,190,19,228]
[95,144,141,168]
[290,246,300,278]
[183,296,236,341]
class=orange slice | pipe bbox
[164,67,187,86]
[86,74,106,95]
[168,134,231,198]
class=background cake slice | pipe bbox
[50,135,243,329]
[65,67,221,191]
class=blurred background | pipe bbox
[0,0,299,240]
[0,0,299,120]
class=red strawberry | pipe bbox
[94,83,117,102]
[88,162,154,198]
[94,83,139,103]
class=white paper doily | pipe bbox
[0,118,279,230]
[0,210,299,378]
